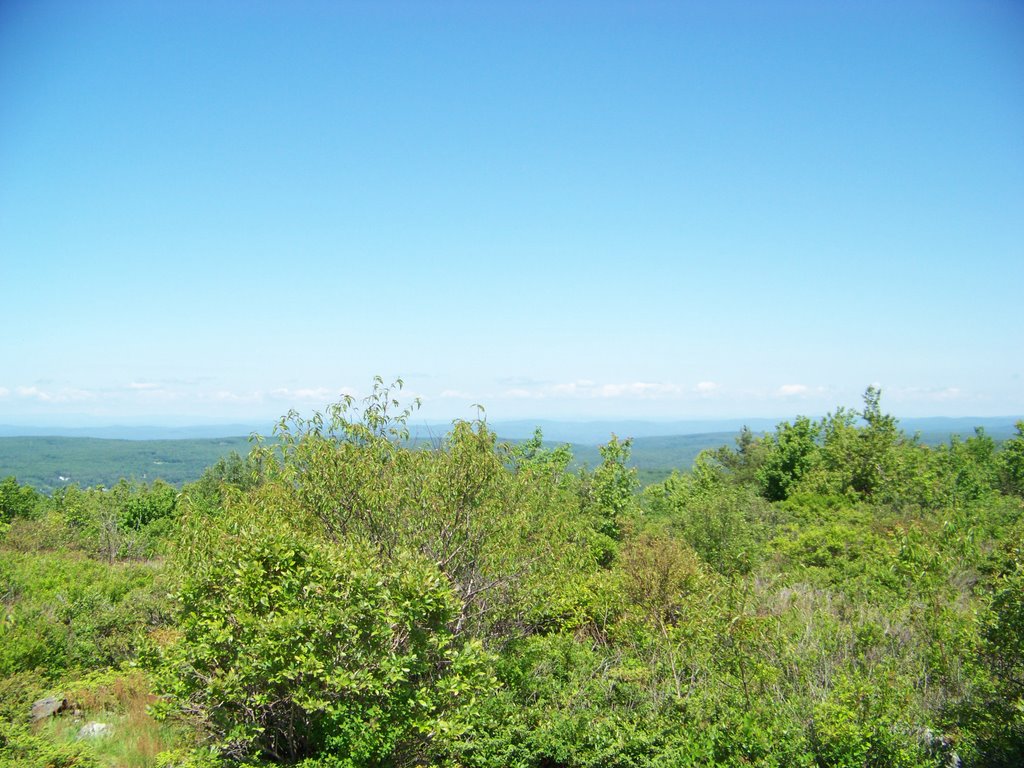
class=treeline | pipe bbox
[1,381,1022,767]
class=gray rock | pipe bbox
[76,722,112,740]
[30,696,67,721]
[920,727,961,768]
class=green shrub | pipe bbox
[0,476,41,524]
[158,504,496,765]
[0,720,99,768]
[0,550,170,680]
[811,672,947,768]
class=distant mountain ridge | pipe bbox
[1,415,1020,443]
[1,415,1020,494]
[0,424,267,440]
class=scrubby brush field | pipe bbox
[2,381,1022,767]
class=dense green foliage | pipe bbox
[2,381,1023,766]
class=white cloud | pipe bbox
[889,385,965,402]
[550,380,596,396]
[597,383,628,397]
[265,386,357,402]
[502,388,537,399]
[123,381,184,401]
[500,380,685,401]
[549,382,578,396]
[295,388,331,401]
[204,390,264,404]
[495,376,550,388]
[0,387,9,398]
[440,389,472,399]
[695,381,719,394]
[598,382,683,398]
[777,384,809,397]
[16,385,95,403]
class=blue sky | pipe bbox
[2,0,1022,426]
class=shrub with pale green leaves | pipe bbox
[158,501,496,765]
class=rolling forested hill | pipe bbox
[0,432,731,492]
[1,416,1021,493]
[0,435,254,492]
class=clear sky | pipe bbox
[2,0,1022,426]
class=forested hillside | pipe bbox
[4,418,1018,494]
[0,436,255,493]
[2,381,1023,767]
[0,433,737,493]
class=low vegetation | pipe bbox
[2,379,1022,766]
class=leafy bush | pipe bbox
[999,422,1024,497]
[811,671,949,768]
[643,468,766,576]
[757,416,821,502]
[0,476,41,524]
[159,501,496,764]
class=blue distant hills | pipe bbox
[1,417,1019,493]
[1,416,1019,444]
